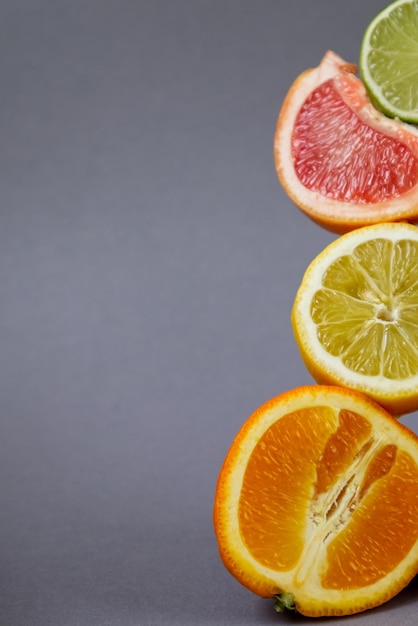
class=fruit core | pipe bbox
[292,79,418,203]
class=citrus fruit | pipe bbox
[213,385,418,617]
[359,0,418,124]
[273,50,418,234]
[291,221,418,415]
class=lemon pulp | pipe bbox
[311,238,418,380]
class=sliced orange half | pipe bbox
[274,50,418,234]
[213,385,418,617]
[291,222,418,416]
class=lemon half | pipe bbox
[292,222,418,415]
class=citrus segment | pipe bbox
[359,0,418,124]
[213,386,418,617]
[324,449,418,590]
[274,50,418,233]
[238,407,335,571]
[314,409,372,495]
[291,222,418,415]
[293,78,418,202]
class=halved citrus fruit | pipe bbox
[213,385,418,617]
[291,221,418,415]
[360,0,418,124]
[274,50,418,234]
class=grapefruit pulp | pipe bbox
[274,51,418,234]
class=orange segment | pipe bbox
[213,385,418,617]
[314,409,372,495]
[239,407,335,570]
[324,450,418,589]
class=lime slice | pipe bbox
[359,0,418,124]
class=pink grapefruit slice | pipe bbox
[274,51,418,234]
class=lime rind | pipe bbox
[359,0,418,124]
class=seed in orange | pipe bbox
[273,50,418,234]
[213,385,418,617]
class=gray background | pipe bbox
[1,1,417,624]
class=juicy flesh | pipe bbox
[238,407,418,589]
[311,237,418,379]
[366,4,418,116]
[292,79,418,202]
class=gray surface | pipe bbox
[0,1,417,624]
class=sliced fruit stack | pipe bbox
[214,0,418,618]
